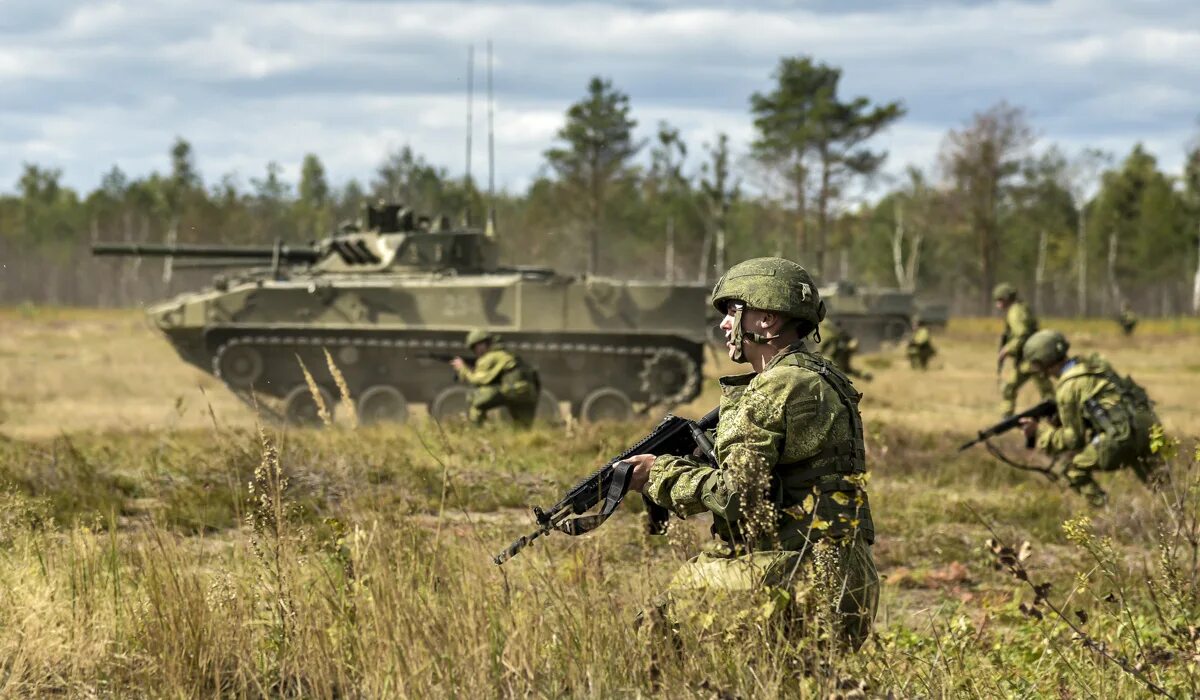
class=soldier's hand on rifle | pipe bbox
[625,454,656,492]
[1018,417,1038,442]
[450,357,467,371]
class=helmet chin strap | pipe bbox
[729,306,790,364]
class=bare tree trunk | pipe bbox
[1106,228,1121,314]
[163,215,179,288]
[816,152,831,276]
[1076,208,1088,316]
[1034,228,1048,311]
[1193,224,1200,314]
[665,216,676,283]
[697,220,713,282]
[793,171,807,264]
[891,203,906,287]
[715,224,726,280]
[906,229,923,292]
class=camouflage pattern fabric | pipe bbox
[1117,309,1138,336]
[1000,301,1050,416]
[1000,301,1039,358]
[1036,353,1164,507]
[645,343,877,649]
[1001,364,1054,418]
[456,346,540,426]
[906,327,935,370]
[819,324,871,381]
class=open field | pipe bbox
[1,307,1199,697]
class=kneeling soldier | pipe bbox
[1019,329,1164,507]
[451,329,541,427]
[906,316,936,370]
[625,257,878,650]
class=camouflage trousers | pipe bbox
[1059,415,1166,507]
[468,386,538,427]
[646,534,878,652]
[907,347,934,370]
[1000,364,1054,418]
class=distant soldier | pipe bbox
[1117,303,1138,337]
[820,319,873,382]
[1019,330,1164,507]
[993,283,1053,418]
[450,329,541,427]
[906,316,937,370]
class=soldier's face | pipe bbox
[720,302,773,359]
[719,302,744,357]
[471,341,489,356]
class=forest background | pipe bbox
[3,55,1200,317]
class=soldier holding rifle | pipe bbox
[621,258,878,649]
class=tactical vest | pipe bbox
[498,352,540,401]
[1060,359,1153,442]
[769,350,873,544]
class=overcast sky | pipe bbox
[2,0,1198,197]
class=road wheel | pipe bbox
[579,387,634,423]
[430,386,472,423]
[218,345,264,389]
[283,384,334,426]
[356,385,408,425]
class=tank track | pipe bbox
[212,333,702,415]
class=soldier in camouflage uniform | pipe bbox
[819,319,873,382]
[1117,303,1138,337]
[906,316,936,370]
[994,283,1053,417]
[450,329,541,427]
[1018,330,1164,508]
[625,257,878,650]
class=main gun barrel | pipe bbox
[91,242,321,264]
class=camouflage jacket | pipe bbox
[645,343,873,550]
[908,327,932,350]
[1001,301,1038,358]
[1036,353,1155,453]
[456,347,538,398]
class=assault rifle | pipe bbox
[959,399,1057,451]
[414,351,475,368]
[493,406,720,565]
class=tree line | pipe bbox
[2,55,1198,316]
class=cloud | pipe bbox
[0,0,1197,196]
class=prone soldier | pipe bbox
[1018,329,1164,507]
[994,282,1053,417]
[624,257,878,649]
[450,329,541,427]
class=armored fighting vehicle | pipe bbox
[92,204,706,425]
[817,280,948,352]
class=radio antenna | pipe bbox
[464,44,475,226]
[486,40,496,236]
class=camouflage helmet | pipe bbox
[992,282,1017,302]
[1023,329,1070,369]
[464,328,497,347]
[710,257,826,326]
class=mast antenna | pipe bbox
[465,44,474,226]
[486,39,496,236]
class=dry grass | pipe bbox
[1,306,1199,697]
